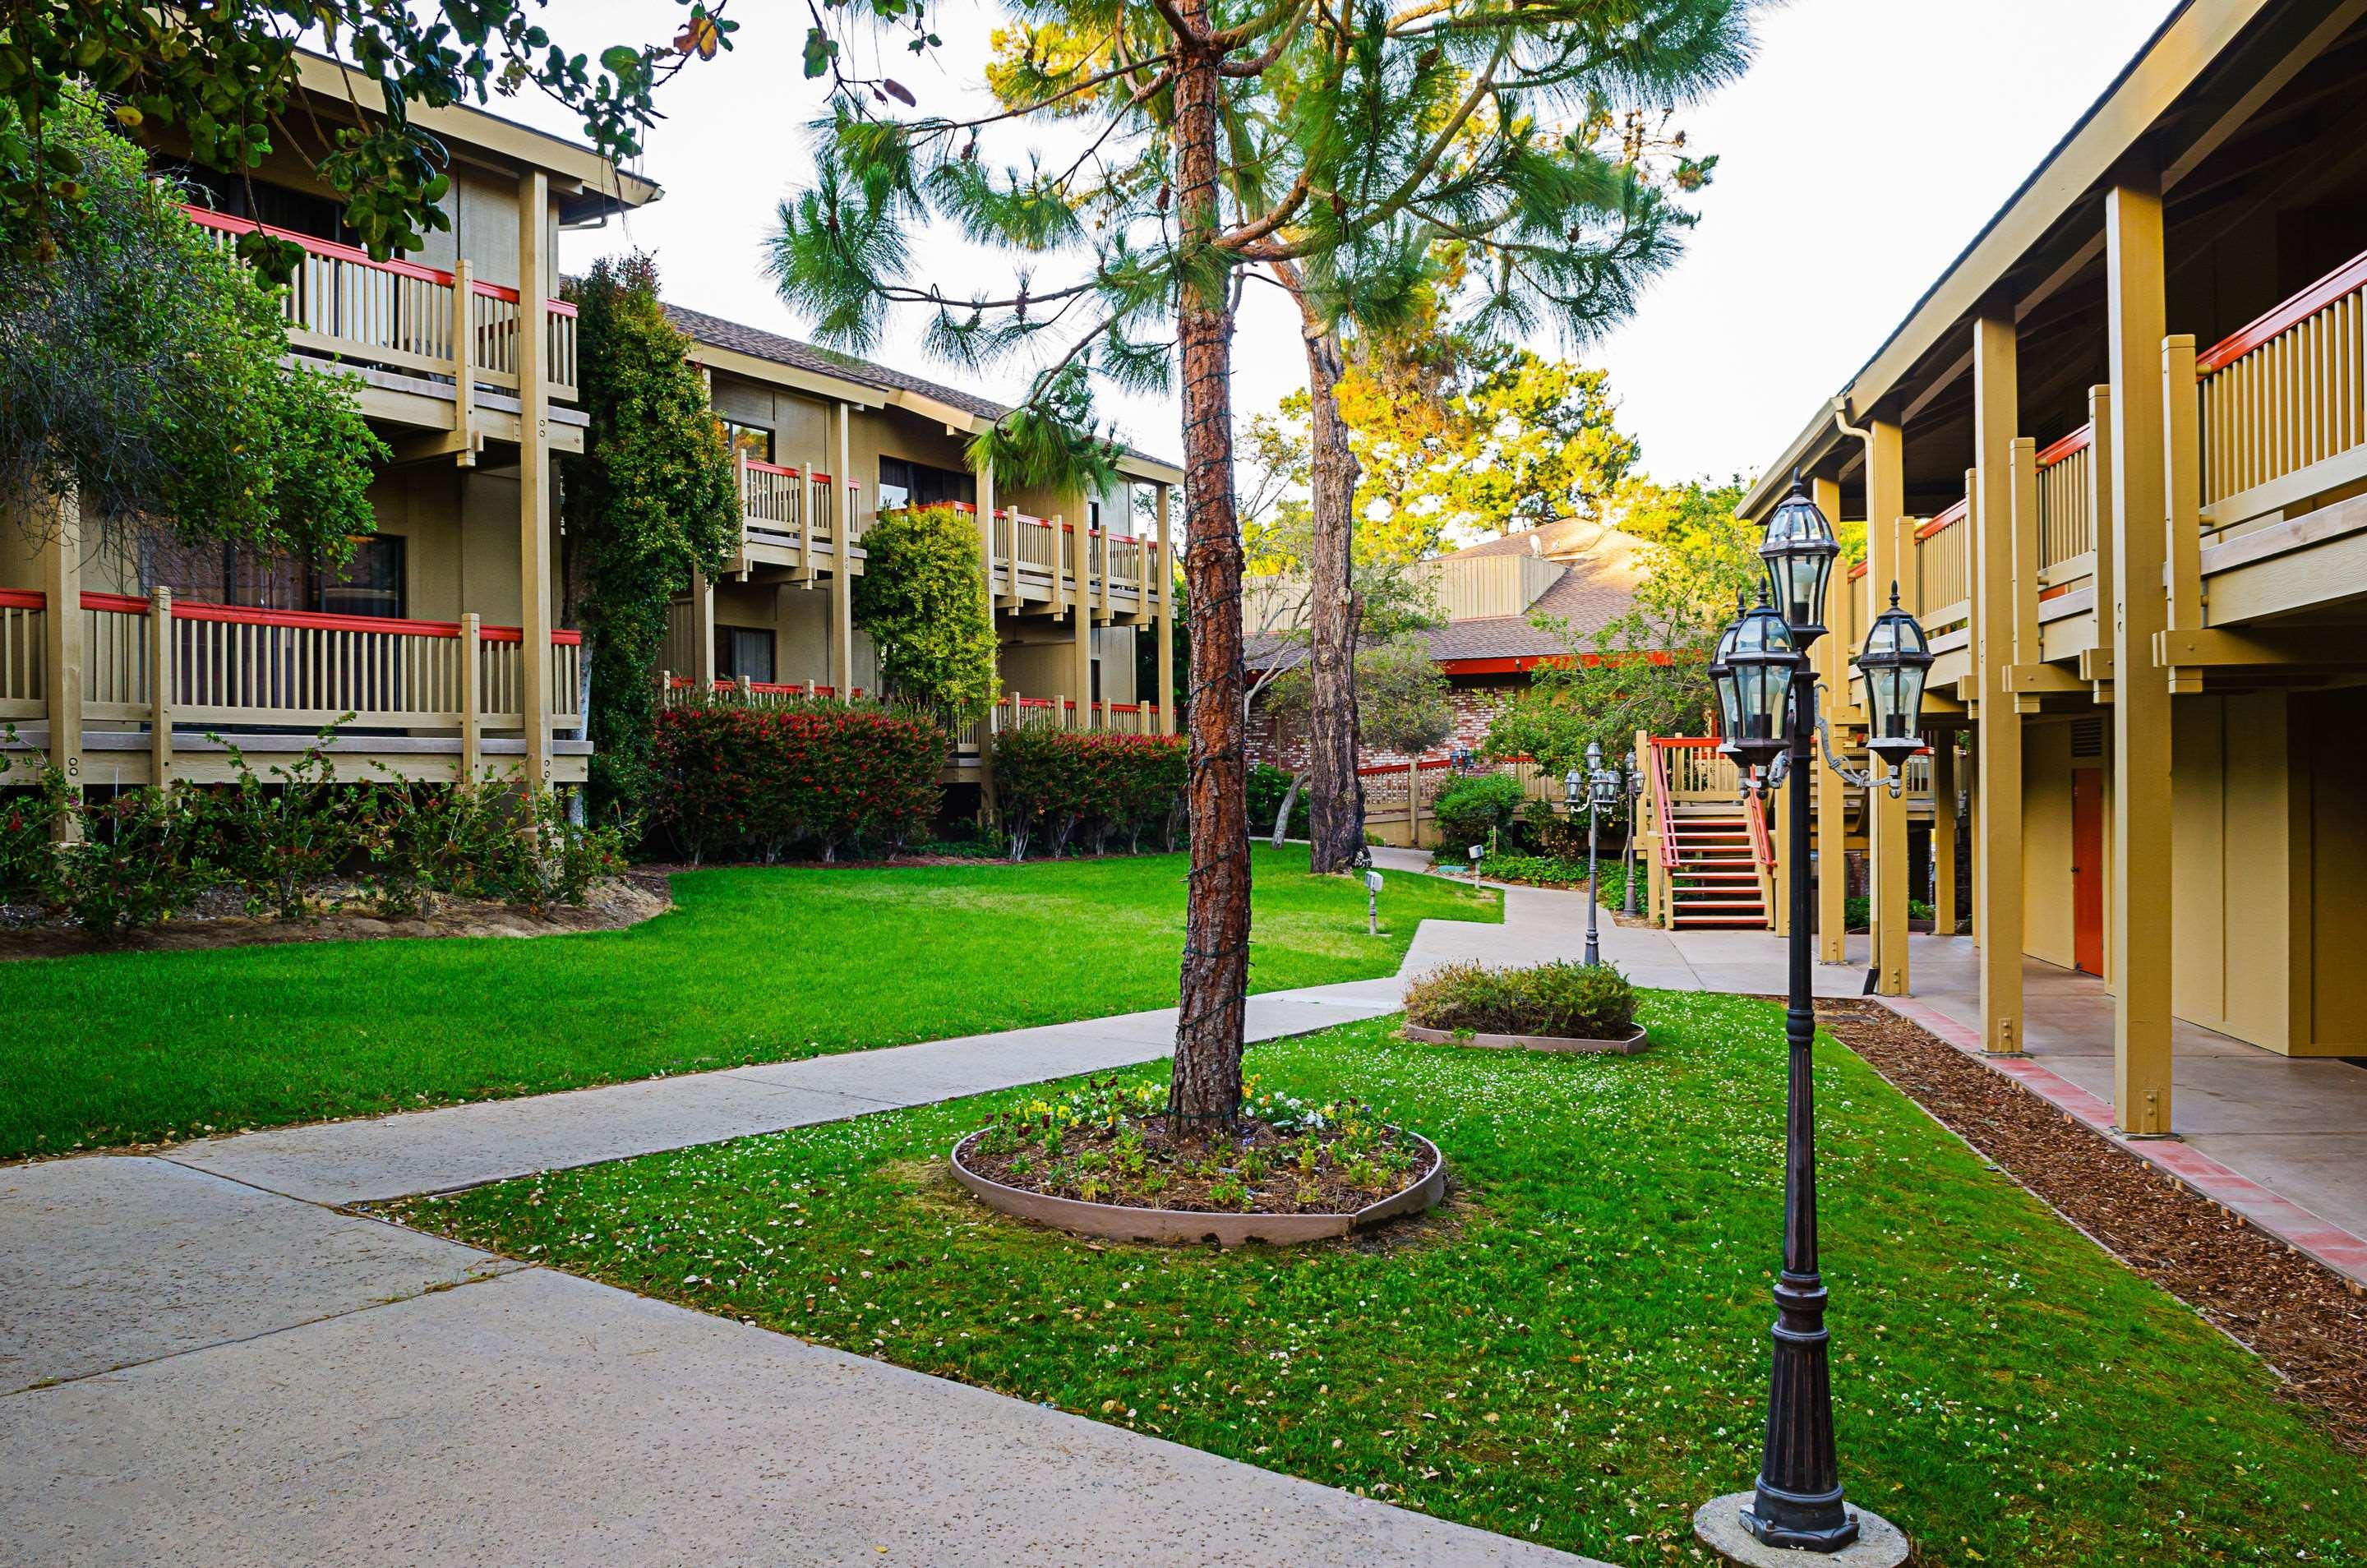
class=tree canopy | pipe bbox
[851,504,1001,722]
[0,92,381,561]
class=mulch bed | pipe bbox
[1816,998,2367,1451]
[960,1113,1437,1218]
[0,872,671,961]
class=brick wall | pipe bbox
[1249,677,1523,772]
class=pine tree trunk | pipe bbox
[1285,272,1367,874]
[1168,16,1250,1133]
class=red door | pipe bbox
[2071,768,2104,976]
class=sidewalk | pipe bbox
[1,869,1600,1568]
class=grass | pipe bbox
[408,997,2363,1568]
[0,845,1496,1159]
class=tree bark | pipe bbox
[1168,12,1251,1132]
[1280,267,1366,874]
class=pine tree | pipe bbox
[770,0,1753,1130]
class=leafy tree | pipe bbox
[561,253,741,825]
[1485,477,1757,772]
[1262,630,1451,843]
[0,93,381,565]
[852,505,1000,722]
[768,0,1752,1130]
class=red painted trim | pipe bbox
[743,459,801,478]
[2037,583,2074,603]
[1654,736,1723,749]
[2036,422,2093,469]
[1847,560,1869,581]
[78,591,577,644]
[1914,498,1969,540]
[181,204,578,316]
[0,588,45,610]
[2199,245,2367,374]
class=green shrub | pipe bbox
[649,696,947,864]
[992,727,1185,859]
[1432,771,1527,850]
[46,785,219,933]
[853,505,999,722]
[0,745,71,902]
[1402,960,1638,1040]
[205,731,364,920]
[1247,763,1308,838]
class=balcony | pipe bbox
[973,506,1171,620]
[0,590,584,785]
[182,205,580,405]
[731,461,865,574]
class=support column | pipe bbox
[515,169,553,790]
[690,567,717,692]
[1068,512,1092,726]
[1864,420,1910,995]
[978,459,1000,704]
[2106,177,2176,1136]
[1812,476,1848,962]
[1155,485,1175,735]
[40,491,82,835]
[1972,312,2025,1054]
[1932,733,1958,935]
[833,401,856,698]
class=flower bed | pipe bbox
[950,1077,1443,1245]
[1401,960,1648,1053]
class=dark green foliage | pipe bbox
[1247,763,1309,840]
[1401,958,1637,1039]
[562,253,741,825]
[205,735,367,920]
[1431,772,1529,850]
[851,504,999,722]
[0,750,72,900]
[0,95,383,561]
[44,785,219,933]
[648,697,947,865]
[992,729,1187,860]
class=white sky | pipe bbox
[515,0,2176,489]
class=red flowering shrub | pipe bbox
[649,696,946,864]
[992,728,1186,860]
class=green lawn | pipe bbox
[0,846,1495,1158]
[409,997,2362,1568]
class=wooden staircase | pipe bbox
[1663,804,1771,928]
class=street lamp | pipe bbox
[1577,741,1621,966]
[1450,743,1474,775]
[1622,749,1642,916]
[1696,477,1931,1561]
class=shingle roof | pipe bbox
[663,302,1180,472]
[1245,520,1648,670]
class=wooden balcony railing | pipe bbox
[0,588,580,740]
[1913,498,1971,627]
[963,505,1169,612]
[2197,244,2367,532]
[2035,423,2095,573]
[183,205,580,402]
[736,460,862,561]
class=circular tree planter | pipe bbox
[1401,1021,1650,1055]
[949,1129,1446,1248]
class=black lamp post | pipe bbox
[1700,476,1931,1557]
[1575,741,1621,966]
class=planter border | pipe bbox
[1400,1021,1651,1055]
[948,1129,1446,1247]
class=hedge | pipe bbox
[991,728,1186,860]
[650,698,946,864]
[1402,960,1638,1040]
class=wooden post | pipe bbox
[461,614,484,781]
[452,258,478,466]
[977,457,1000,685]
[2106,178,2176,1136]
[690,566,717,693]
[1973,312,2026,1054]
[1866,418,1910,996]
[1068,512,1092,722]
[1155,485,1175,735]
[1813,476,1848,962]
[515,168,554,791]
[832,403,856,696]
[1096,500,1112,622]
[2162,334,2204,693]
[149,588,173,786]
[1932,733,1958,935]
[39,490,81,836]
[1407,756,1419,847]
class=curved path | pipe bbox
[1,867,1603,1568]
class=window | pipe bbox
[721,421,774,464]
[878,455,976,511]
[1088,500,1102,533]
[178,170,355,247]
[715,626,776,684]
[316,536,405,620]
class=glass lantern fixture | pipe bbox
[1858,582,1934,770]
[1760,473,1840,643]
[1708,595,1745,745]
[1564,768,1584,813]
[1720,594,1799,771]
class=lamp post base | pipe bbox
[1693,1495,1908,1567]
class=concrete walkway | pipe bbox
[1,874,1599,1568]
